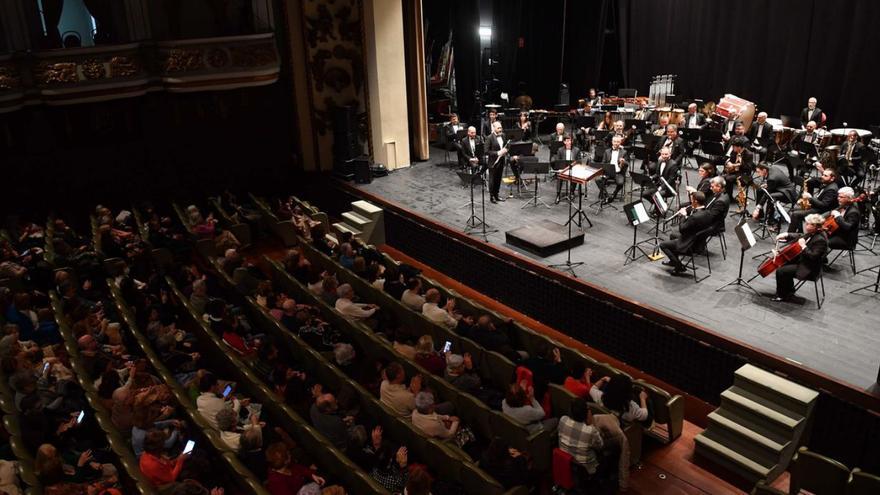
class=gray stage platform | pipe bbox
[355,146,880,390]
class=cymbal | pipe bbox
[485,104,502,109]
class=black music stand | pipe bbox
[716,217,761,295]
[549,181,585,278]
[552,159,574,203]
[629,170,653,205]
[590,163,620,213]
[520,161,552,209]
[623,200,653,265]
[700,127,723,144]
[851,263,880,295]
[463,162,498,242]
[560,166,594,229]
[504,128,524,142]
[575,116,595,130]
[646,192,670,259]
[679,128,701,169]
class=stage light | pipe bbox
[478,26,492,38]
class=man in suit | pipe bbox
[656,124,685,163]
[749,112,774,158]
[481,109,499,138]
[792,120,821,162]
[659,191,714,275]
[683,103,706,129]
[826,187,861,252]
[554,134,580,202]
[598,135,628,203]
[705,176,731,226]
[800,97,823,128]
[720,113,741,142]
[548,122,567,158]
[641,146,679,201]
[486,121,508,203]
[788,169,839,233]
[752,163,797,230]
[445,113,466,143]
[722,136,755,206]
[457,126,482,170]
[772,214,828,302]
[838,130,865,186]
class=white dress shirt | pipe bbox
[197,392,241,430]
[335,297,377,320]
[422,302,458,329]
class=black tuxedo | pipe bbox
[722,149,754,201]
[457,135,483,169]
[792,131,820,158]
[445,122,466,147]
[554,146,581,197]
[548,131,567,156]
[776,231,828,297]
[599,146,628,199]
[756,166,796,224]
[682,112,706,129]
[486,132,508,199]
[705,192,731,226]
[828,205,861,250]
[788,181,839,233]
[641,158,679,200]
[481,118,498,138]
[659,208,715,270]
[800,107,823,127]
[656,136,685,162]
[748,121,774,150]
[838,141,865,185]
[693,177,712,196]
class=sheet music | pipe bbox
[633,203,650,225]
[735,221,757,250]
[652,191,669,214]
[776,201,791,223]
[558,164,603,184]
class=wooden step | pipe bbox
[720,387,803,432]
[695,432,776,482]
[352,200,382,220]
[734,364,819,416]
[707,411,790,465]
[342,211,372,228]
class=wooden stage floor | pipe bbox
[354,147,880,391]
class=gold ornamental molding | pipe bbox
[0,33,280,112]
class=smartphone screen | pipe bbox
[442,341,452,353]
[42,362,50,374]
[182,440,195,455]
[76,410,85,424]
[222,384,233,399]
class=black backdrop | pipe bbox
[618,0,880,128]
[432,0,880,128]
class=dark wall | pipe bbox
[0,83,298,218]
[618,0,880,128]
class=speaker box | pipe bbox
[352,157,372,184]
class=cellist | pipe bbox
[770,214,828,302]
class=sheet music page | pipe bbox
[741,222,757,249]
[633,203,650,225]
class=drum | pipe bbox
[817,129,832,148]
[671,108,685,125]
[822,145,840,166]
[775,127,795,147]
[829,128,872,145]
[715,94,756,131]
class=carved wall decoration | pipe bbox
[163,49,205,73]
[81,59,106,80]
[37,62,79,85]
[228,43,278,67]
[301,0,366,141]
[206,48,230,68]
[109,56,140,78]
[0,66,22,91]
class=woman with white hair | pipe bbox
[771,213,828,302]
[411,391,459,440]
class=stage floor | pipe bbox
[356,146,880,391]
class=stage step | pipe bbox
[694,364,817,484]
[332,222,361,238]
[336,200,385,246]
[342,211,371,228]
[352,200,383,220]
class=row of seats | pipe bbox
[270,193,684,448]
[0,343,42,494]
[750,446,880,495]
[206,255,524,494]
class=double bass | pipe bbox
[757,238,804,277]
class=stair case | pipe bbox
[331,200,385,246]
[694,364,819,484]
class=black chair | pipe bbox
[792,265,826,309]
[827,246,858,275]
[705,222,728,260]
[677,228,714,283]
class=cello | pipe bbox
[757,238,804,278]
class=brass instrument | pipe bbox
[736,176,747,210]
[798,177,811,209]
[725,153,742,174]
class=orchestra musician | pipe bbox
[604,120,630,148]
[792,121,821,160]
[771,214,828,302]
[481,108,499,137]
[826,187,861,253]
[548,122,567,157]
[457,126,483,170]
[509,143,540,194]
[722,136,754,206]
[749,112,774,158]
[652,115,670,136]
[788,169,839,233]
[720,112,741,141]
[752,162,797,231]
[683,103,707,129]
[838,130,865,186]
[705,176,731,225]
[446,113,465,138]
[598,135,629,204]
[800,97,824,128]
[658,124,685,162]
[587,88,602,108]
[516,111,533,141]
[686,163,717,197]
[597,111,615,131]
[641,147,679,201]
[486,121,508,203]
[659,191,714,275]
[555,135,580,203]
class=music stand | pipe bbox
[618,88,637,98]
[549,179,585,278]
[504,128,524,142]
[463,160,498,242]
[552,159,574,203]
[575,116,595,130]
[559,164,595,229]
[624,119,648,133]
[629,170,653,204]
[716,217,761,295]
[851,263,880,295]
[521,161,552,209]
[700,127,723,143]
[623,200,653,265]
[590,163,619,213]
[647,192,670,259]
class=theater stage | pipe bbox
[354,147,880,391]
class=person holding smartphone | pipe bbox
[139,429,191,487]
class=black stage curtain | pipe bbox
[618,0,880,128]
[448,0,480,122]
[491,0,608,110]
